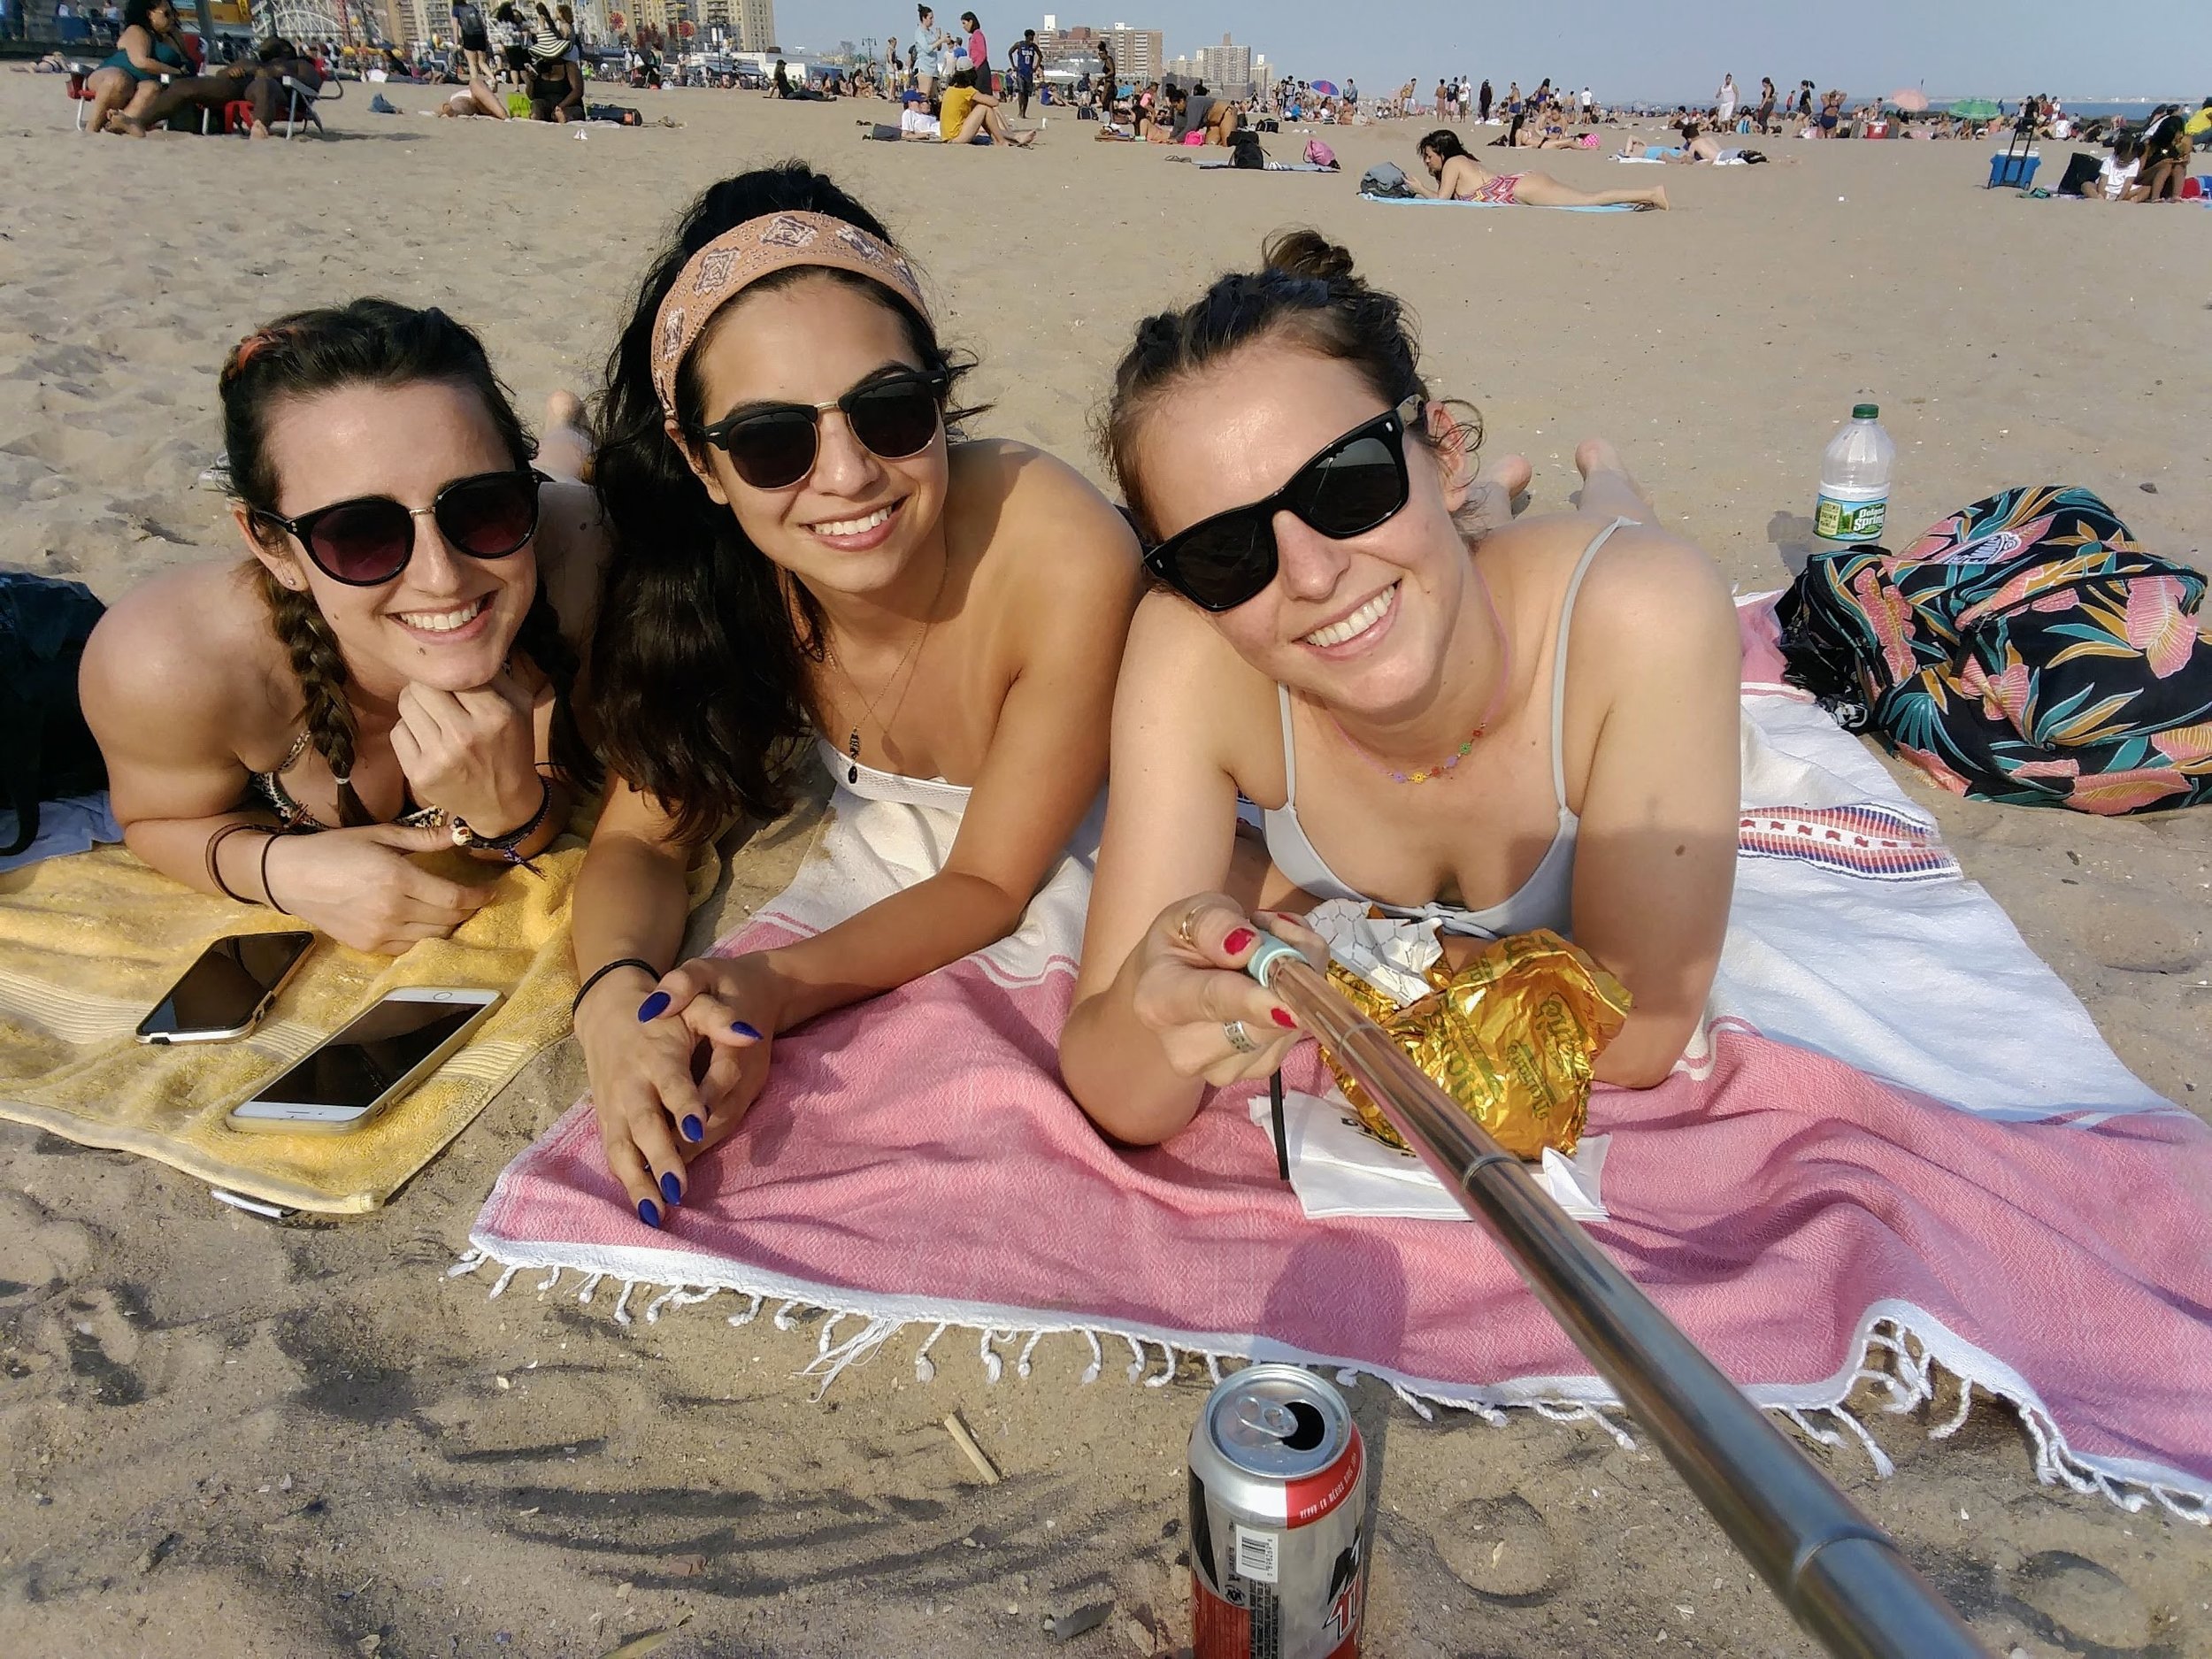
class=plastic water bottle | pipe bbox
[1814,403,1895,554]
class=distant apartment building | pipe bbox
[1196,34,1253,99]
[1029,18,1160,83]
[734,0,773,50]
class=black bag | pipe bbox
[2055,150,2103,196]
[585,102,641,125]
[0,573,109,856]
[1359,161,1418,198]
[1229,128,1266,169]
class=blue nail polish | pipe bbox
[659,1171,682,1206]
[681,1114,703,1143]
[636,1197,661,1228]
[636,991,671,1022]
[731,1019,762,1040]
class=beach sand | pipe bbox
[2,75,2208,1657]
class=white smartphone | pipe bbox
[227,987,502,1134]
[136,931,317,1045]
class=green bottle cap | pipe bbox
[1853,403,1879,420]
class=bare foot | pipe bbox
[1640,186,1670,210]
[545,389,588,430]
[1464,451,1532,534]
[1574,439,1659,522]
[538,390,594,482]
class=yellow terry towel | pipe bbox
[0,826,711,1215]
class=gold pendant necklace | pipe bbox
[828,554,951,784]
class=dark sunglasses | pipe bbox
[253,468,549,587]
[1142,399,1421,612]
[694,368,950,491]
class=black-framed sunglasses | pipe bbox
[1142,398,1422,612]
[252,468,549,588]
[694,367,951,491]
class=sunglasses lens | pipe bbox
[848,380,941,460]
[437,474,540,557]
[1294,434,1408,536]
[1165,513,1277,611]
[718,411,820,490]
[308,501,413,584]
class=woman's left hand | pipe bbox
[642,951,785,1152]
[391,670,545,833]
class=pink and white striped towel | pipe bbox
[464,600,2212,1517]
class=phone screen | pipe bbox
[256,997,484,1111]
[139,933,315,1039]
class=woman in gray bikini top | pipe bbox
[1061,230,1743,1149]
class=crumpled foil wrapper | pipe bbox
[1314,924,1632,1162]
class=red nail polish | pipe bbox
[1271,1008,1296,1029]
[1223,928,1256,956]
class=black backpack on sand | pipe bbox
[0,572,109,857]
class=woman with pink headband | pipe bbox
[572,164,1140,1229]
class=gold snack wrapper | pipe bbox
[1321,928,1631,1162]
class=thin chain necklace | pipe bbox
[1326,566,1512,785]
[825,552,951,784]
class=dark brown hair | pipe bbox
[588,163,973,844]
[220,297,595,826]
[1102,229,1480,543]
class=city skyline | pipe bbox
[780,2,2208,99]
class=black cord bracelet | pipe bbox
[259,830,291,915]
[572,956,663,1018]
[204,821,265,905]
[451,778,555,866]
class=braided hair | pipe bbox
[1100,229,1481,546]
[219,297,597,826]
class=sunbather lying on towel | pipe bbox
[572,165,1139,1227]
[81,301,606,955]
[1418,127,1669,210]
[1060,230,1739,1144]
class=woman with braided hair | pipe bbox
[80,299,605,956]
[1058,230,1739,1144]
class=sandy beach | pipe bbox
[2,73,2209,1658]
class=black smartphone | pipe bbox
[134,932,317,1045]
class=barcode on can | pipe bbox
[1233,1524,1280,1584]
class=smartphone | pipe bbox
[227,987,502,1134]
[135,932,317,1045]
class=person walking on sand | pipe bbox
[1478,77,1492,121]
[1755,75,1776,134]
[1009,26,1039,118]
[450,0,492,88]
[1418,127,1668,208]
[1715,72,1737,126]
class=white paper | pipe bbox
[1251,1087,1609,1222]
[1304,898,1445,1009]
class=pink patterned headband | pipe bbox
[650,211,929,419]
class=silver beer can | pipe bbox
[1188,1363,1368,1659]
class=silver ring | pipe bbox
[1223,1019,1258,1056]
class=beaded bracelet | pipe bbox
[451,778,554,869]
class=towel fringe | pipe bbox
[487,1264,519,1300]
[914,1321,949,1383]
[445,1245,2212,1523]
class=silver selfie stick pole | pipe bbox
[1242,936,1988,1659]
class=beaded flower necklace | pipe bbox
[1325,567,1511,785]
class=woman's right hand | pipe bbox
[1125,895,1328,1087]
[573,965,710,1229]
[261,821,494,955]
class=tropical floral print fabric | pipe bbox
[1776,486,2212,815]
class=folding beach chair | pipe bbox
[62,58,102,128]
[272,73,340,139]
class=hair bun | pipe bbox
[1262,229,1358,288]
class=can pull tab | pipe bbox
[1233,1395,1330,1451]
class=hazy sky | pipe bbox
[793,1,2208,100]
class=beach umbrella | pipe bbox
[1950,97,2001,119]
[1889,88,1927,111]
[1310,78,1339,97]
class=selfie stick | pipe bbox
[1240,935,1990,1659]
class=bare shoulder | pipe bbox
[1567,519,1738,668]
[958,437,1141,603]
[81,562,272,739]
[1118,588,1278,784]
